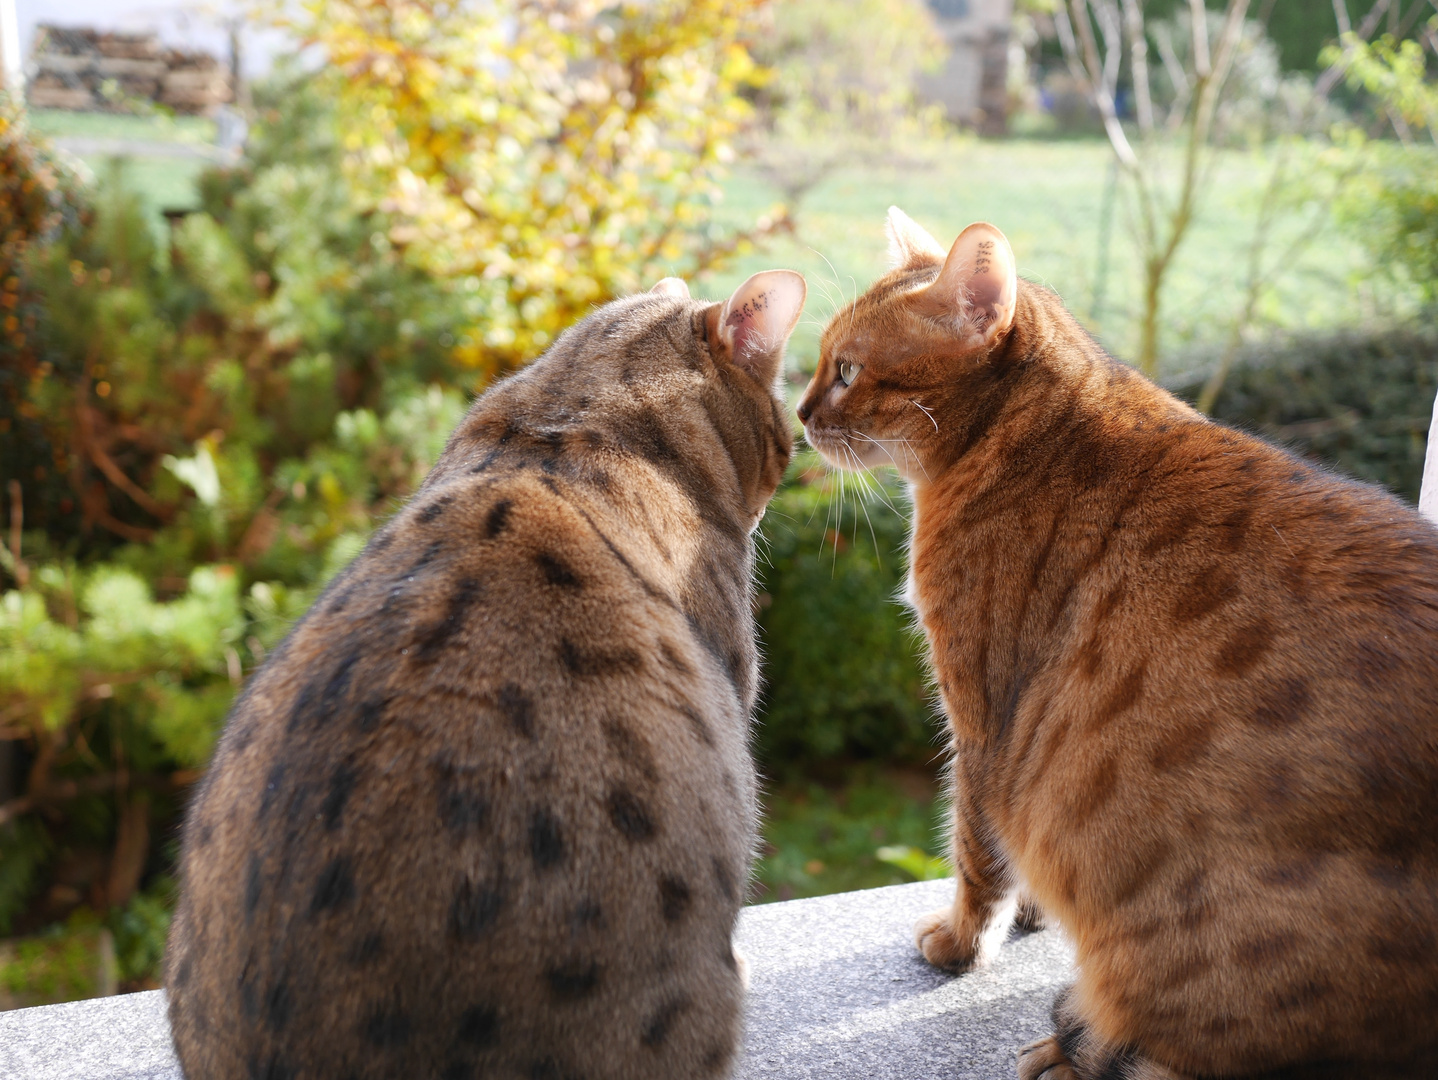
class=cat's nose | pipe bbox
[796,398,813,423]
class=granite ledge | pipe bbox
[0,879,1075,1080]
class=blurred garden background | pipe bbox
[2,0,1436,1006]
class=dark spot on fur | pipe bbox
[1257,854,1323,889]
[1174,867,1209,930]
[659,876,692,921]
[546,961,600,1001]
[310,858,357,916]
[536,552,582,589]
[413,577,483,661]
[712,856,737,902]
[1172,566,1239,622]
[355,695,386,733]
[349,932,384,965]
[434,761,490,833]
[456,1005,499,1048]
[1068,755,1118,827]
[1148,719,1214,773]
[1143,506,1200,554]
[496,682,535,739]
[1109,838,1174,908]
[641,996,691,1048]
[679,704,715,747]
[244,855,263,917]
[659,641,692,675]
[362,1004,412,1048]
[1215,618,1273,676]
[409,540,444,573]
[417,495,454,524]
[247,1055,295,1080]
[1216,501,1253,552]
[1353,639,1402,689]
[370,528,396,551]
[449,879,505,941]
[558,638,642,678]
[258,763,286,819]
[265,979,292,1032]
[1251,677,1311,729]
[321,763,359,829]
[602,719,658,782]
[572,899,604,927]
[1236,931,1297,968]
[290,647,361,730]
[607,787,656,841]
[1270,980,1332,1012]
[701,1045,731,1074]
[1366,857,1411,887]
[1092,661,1146,732]
[484,499,512,538]
[174,955,194,988]
[529,810,566,870]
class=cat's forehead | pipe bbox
[821,265,938,355]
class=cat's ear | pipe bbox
[886,206,946,270]
[711,270,806,381]
[649,276,690,298]
[919,222,1017,345]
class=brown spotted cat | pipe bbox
[165,269,805,1080]
[797,208,1438,1079]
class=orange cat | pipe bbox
[797,209,1438,1079]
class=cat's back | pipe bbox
[162,271,811,1080]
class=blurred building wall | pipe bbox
[917,0,1012,134]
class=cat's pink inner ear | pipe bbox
[718,270,807,377]
[649,277,690,298]
[926,222,1017,342]
[886,206,946,270]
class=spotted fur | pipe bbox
[799,211,1438,1078]
[166,273,803,1080]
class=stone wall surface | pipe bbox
[27,26,231,114]
[0,879,1075,1080]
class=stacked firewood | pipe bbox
[27,25,232,114]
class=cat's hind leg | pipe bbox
[1017,986,1187,1080]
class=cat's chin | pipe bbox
[803,428,867,473]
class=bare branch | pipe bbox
[1332,0,1352,36]
[1154,23,1193,133]
[1121,0,1155,134]
[1357,0,1393,38]
[1067,0,1141,168]
[1189,0,1212,78]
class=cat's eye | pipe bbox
[838,360,860,387]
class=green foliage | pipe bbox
[284,0,767,377]
[754,770,946,902]
[1171,324,1438,501]
[875,844,952,882]
[0,912,113,1007]
[1326,23,1438,300]
[753,457,935,770]
[0,78,467,959]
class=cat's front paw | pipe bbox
[914,909,981,973]
[1016,1036,1077,1080]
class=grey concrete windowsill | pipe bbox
[0,879,1075,1080]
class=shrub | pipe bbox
[1171,324,1438,502]
[753,460,935,773]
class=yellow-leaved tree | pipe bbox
[290,0,770,377]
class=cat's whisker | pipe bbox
[909,398,940,434]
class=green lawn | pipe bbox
[29,109,216,226]
[701,138,1388,376]
[754,765,950,903]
